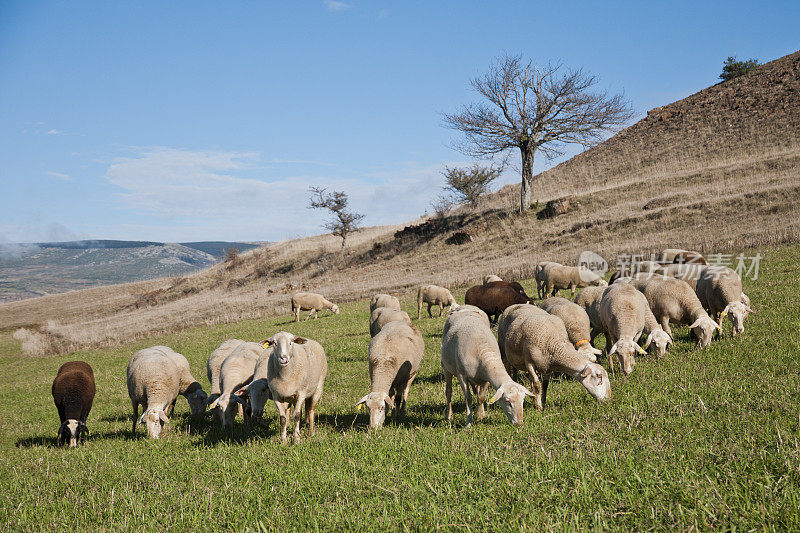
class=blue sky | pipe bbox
[1,1,797,243]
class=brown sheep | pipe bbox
[52,361,96,447]
[464,284,533,324]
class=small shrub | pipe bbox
[719,56,760,82]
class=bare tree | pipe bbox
[441,163,503,206]
[308,187,365,248]
[443,55,634,212]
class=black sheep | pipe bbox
[51,361,96,447]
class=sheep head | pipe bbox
[355,392,395,430]
[186,388,208,416]
[139,408,169,439]
[57,419,88,448]
[577,363,612,402]
[488,381,534,425]
[643,329,672,357]
[207,391,248,430]
[331,304,340,315]
[721,301,751,336]
[246,379,271,419]
[263,331,308,367]
[689,314,719,347]
[608,339,643,375]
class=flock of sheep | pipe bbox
[49,247,754,446]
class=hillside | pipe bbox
[0,240,264,303]
[2,49,799,354]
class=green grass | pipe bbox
[1,245,800,531]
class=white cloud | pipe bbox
[46,129,62,135]
[43,171,71,181]
[103,147,465,241]
[324,0,352,11]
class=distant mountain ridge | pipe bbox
[0,240,269,302]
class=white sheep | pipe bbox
[369,293,401,313]
[356,321,424,429]
[696,266,754,336]
[144,346,208,416]
[498,303,610,409]
[441,305,533,426]
[264,331,328,444]
[534,261,558,298]
[483,275,502,284]
[538,262,608,298]
[127,348,181,439]
[631,274,719,348]
[205,339,246,422]
[599,284,649,375]
[369,306,412,337]
[206,342,263,429]
[573,286,606,344]
[417,284,458,319]
[243,346,274,425]
[538,297,602,362]
[290,292,340,322]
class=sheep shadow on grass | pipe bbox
[16,427,139,448]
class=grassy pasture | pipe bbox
[1,245,799,531]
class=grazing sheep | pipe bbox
[127,349,181,439]
[417,284,458,319]
[264,331,328,444]
[356,321,424,429]
[205,339,246,421]
[369,306,412,337]
[628,287,674,357]
[142,346,207,416]
[631,275,719,347]
[539,262,608,298]
[660,263,707,290]
[464,283,533,324]
[534,261,558,298]
[51,361,95,448]
[206,342,263,429]
[599,284,649,375]
[483,274,502,284]
[370,293,401,313]
[539,297,602,362]
[243,346,274,424]
[291,292,340,322]
[484,280,532,299]
[573,286,606,344]
[441,305,534,426]
[498,304,610,409]
[696,266,754,336]
[661,248,707,265]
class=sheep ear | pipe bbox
[688,318,703,329]
[580,365,592,378]
[293,337,308,345]
[138,413,147,424]
[520,385,535,397]
[261,339,274,348]
[354,394,370,410]
[488,385,505,404]
[745,305,755,314]
[636,344,647,355]
[608,342,619,356]
[159,411,169,423]
[232,395,249,407]
[383,394,395,409]
[207,397,220,410]
[591,346,602,355]
[235,387,247,396]
[204,393,219,409]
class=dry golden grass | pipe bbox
[3,51,800,355]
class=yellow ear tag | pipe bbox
[356,404,362,411]
[720,311,727,318]
[262,342,269,349]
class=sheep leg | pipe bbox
[275,401,290,444]
[305,309,314,321]
[304,397,315,436]
[400,376,415,421]
[427,303,433,318]
[294,307,300,323]
[444,371,454,422]
[475,382,489,421]
[525,363,544,411]
[167,398,177,417]
[456,375,474,426]
[438,303,444,317]
[541,377,550,409]
[131,400,138,435]
[659,316,673,339]
[417,300,423,320]
[291,398,303,443]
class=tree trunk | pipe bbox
[519,145,535,213]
